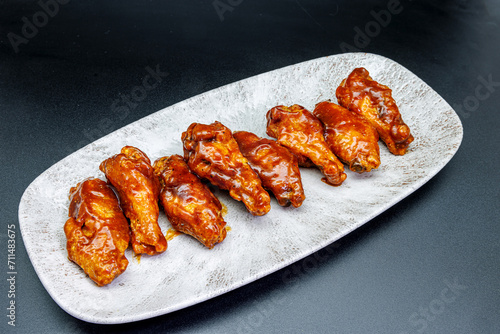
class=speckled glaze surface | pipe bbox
[18,53,463,324]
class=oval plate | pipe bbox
[18,53,463,324]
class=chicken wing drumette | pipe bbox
[233,131,305,208]
[336,67,414,155]
[182,121,271,216]
[64,178,130,286]
[100,146,167,255]
[153,155,227,249]
[313,101,380,173]
[266,104,346,186]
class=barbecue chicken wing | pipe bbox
[153,155,227,249]
[266,104,346,186]
[233,131,305,208]
[313,101,380,173]
[64,178,130,286]
[182,121,271,216]
[99,146,167,255]
[336,67,414,155]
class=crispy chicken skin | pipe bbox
[153,155,227,249]
[313,101,381,173]
[266,104,347,186]
[99,146,167,255]
[336,67,414,155]
[64,178,130,286]
[233,131,305,208]
[182,121,271,216]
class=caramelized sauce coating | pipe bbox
[153,155,227,249]
[313,101,381,173]
[99,146,167,255]
[233,131,305,208]
[336,67,414,155]
[266,104,347,186]
[64,178,130,286]
[182,121,271,216]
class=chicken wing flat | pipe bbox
[266,104,347,186]
[313,101,381,173]
[233,131,305,208]
[336,67,414,155]
[64,178,130,286]
[182,121,271,216]
[99,146,167,255]
[153,155,227,249]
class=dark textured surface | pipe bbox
[1,1,499,333]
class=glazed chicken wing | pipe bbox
[64,178,130,286]
[153,155,227,249]
[99,146,167,255]
[233,131,305,208]
[266,104,346,186]
[336,67,414,155]
[313,101,380,173]
[182,121,271,216]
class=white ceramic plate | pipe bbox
[19,53,463,324]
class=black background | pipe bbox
[1,0,499,333]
